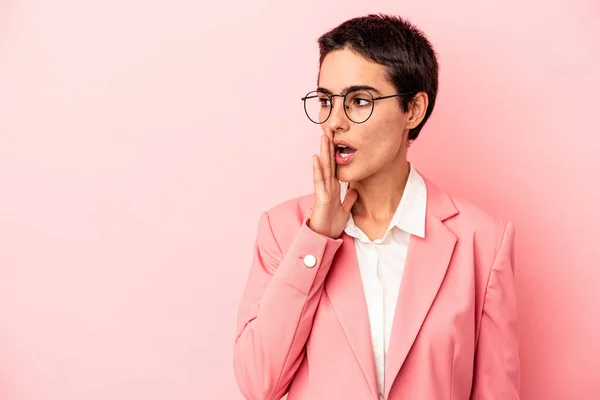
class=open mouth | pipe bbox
[335,144,357,165]
[336,144,356,159]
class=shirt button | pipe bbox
[303,254,317,268]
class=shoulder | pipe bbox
[449,194,508,235]
[422,176,515,294]
[422,174,512,253]
[451,193,513,256]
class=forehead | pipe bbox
[318,48,391,92]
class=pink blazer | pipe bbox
[234,174,520,400]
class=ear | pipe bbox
[405,92,429,130]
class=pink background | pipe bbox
[1,1,599,399]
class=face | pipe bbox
[317,48,425,183]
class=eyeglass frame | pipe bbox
[300,86,417,124]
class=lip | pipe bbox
[335,149,356,165]
[332,139,356,150]
[333,138,357,165]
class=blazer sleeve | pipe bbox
[471,220,521,400]
[233,211,343,400]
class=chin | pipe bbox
[335,164,363,183]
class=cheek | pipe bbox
[361,119,405,158]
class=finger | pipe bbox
[313,155,325,195]
[329,133,336,180]
[341,188,358,213]
[320,135,331,186]
[323,131,335,179]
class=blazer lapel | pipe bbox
[324,232,378,397]
[384,178,459,398]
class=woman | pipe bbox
[233,14,520,400]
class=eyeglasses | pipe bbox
[301,88,414,124]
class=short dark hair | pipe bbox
[317,14,439,141]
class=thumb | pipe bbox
[341,188,358,214]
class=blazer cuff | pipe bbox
[272,217,343,295]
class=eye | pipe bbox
[353,97,371,107]
[318,97,331,107]
[345,90,373,108]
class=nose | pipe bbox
[324,95,350,135]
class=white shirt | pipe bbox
[339,164,427,398]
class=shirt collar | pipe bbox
[339,163,427,240]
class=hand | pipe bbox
[308,134,358,239]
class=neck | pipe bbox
[350,157,410,224]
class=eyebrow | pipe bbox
[316,85,381,96]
